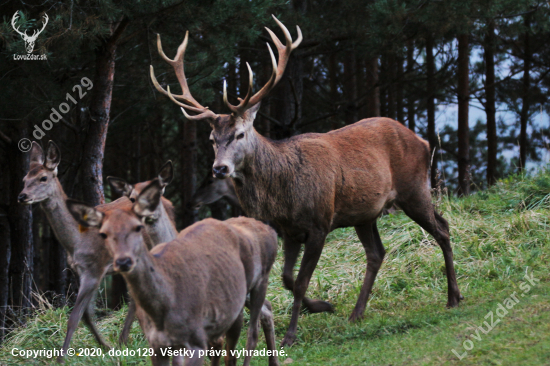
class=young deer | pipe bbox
[17,141,175,360]
[68,180,279,366]
[151,15,462,347]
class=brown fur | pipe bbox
[70,182,279,366]
[18,142,175,360]
[207,116,462,346]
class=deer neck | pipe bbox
[40,179,79,255]
[233,130,298,220]
[123,248,170,324]
[144,202,177,244]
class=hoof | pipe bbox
[348,311,364,323]
[303,299,334,314]
[280,333,296,348]
[446,294,462,308]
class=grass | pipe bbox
[1,171,550,365]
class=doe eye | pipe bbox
[236,133,245,140]
[210,139,215,145]
[129,198,136,203]
[40,176,47,182]
[99,233,107,239]
[135,225,144,232]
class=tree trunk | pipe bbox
[344,51,358,124]
[329,53,339,129]
[396,54,404,124]
[457,34,470,196]
[7,128,34,314]
[485,20,497,186]
[387,53,396,120]
[80,19,129,206]
[365,57,380,117]
[180,119,198,228]
[426,34,437,188]
[519,16,531,172]
[0,209,10,341]
[407,40,415,132]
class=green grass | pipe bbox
[2,171,550,365]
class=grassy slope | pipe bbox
[1,172,550,365]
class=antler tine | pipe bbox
[223,62,254,115]
[11,12,26,37]
[223,15,301,117]
[150,32,211,113]
[166,86,217,120]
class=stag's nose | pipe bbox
[212,165,229,179]
[18,193,28,203]
[115,257,134,272]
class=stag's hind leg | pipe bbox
[399,192,462,307]
[349,222,386,322]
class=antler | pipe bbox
[150,32,218,121]
[11,12,26,37]
[32,14,49,39]
[223,14,302,116]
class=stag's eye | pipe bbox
[130,198,136,203]
[236,133,245,140]
[135,225,144,232]
[99,233,107,239]
[40,176,47,182]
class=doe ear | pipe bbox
[157,160,173,187]
[44,141,61,171]
[66,199,105,228]
[107,177,133,197]
[242,102,261,126]
[133,179,162,217]
[30,142,44,165]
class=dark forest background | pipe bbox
[0,0,549,341]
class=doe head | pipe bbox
[19,141,61,205]
[67,179,164,273]
[107,160,173,203]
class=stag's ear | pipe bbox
[44,141,61,172]
[157,161,173,187]
[133,179,162,217]
[242,102,261,126]
[30,142,44,165]
[107,177,133,197]
[66,199,104,228]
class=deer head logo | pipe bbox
[11,12,48,54]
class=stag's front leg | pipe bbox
[281,234,333,314]
[280,232,327,347]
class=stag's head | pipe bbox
[150,15,301,179]
[12,12,48,54]
[18,141,61,205]
[67,180,163,273]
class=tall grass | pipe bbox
[1,171,549,365]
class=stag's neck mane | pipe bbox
[40,179,79,255]
[234,130,305,221]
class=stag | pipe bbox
[18,142,176,360]
[68,180,279,366]
[11,12,48,53]
[151,15,462,346]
